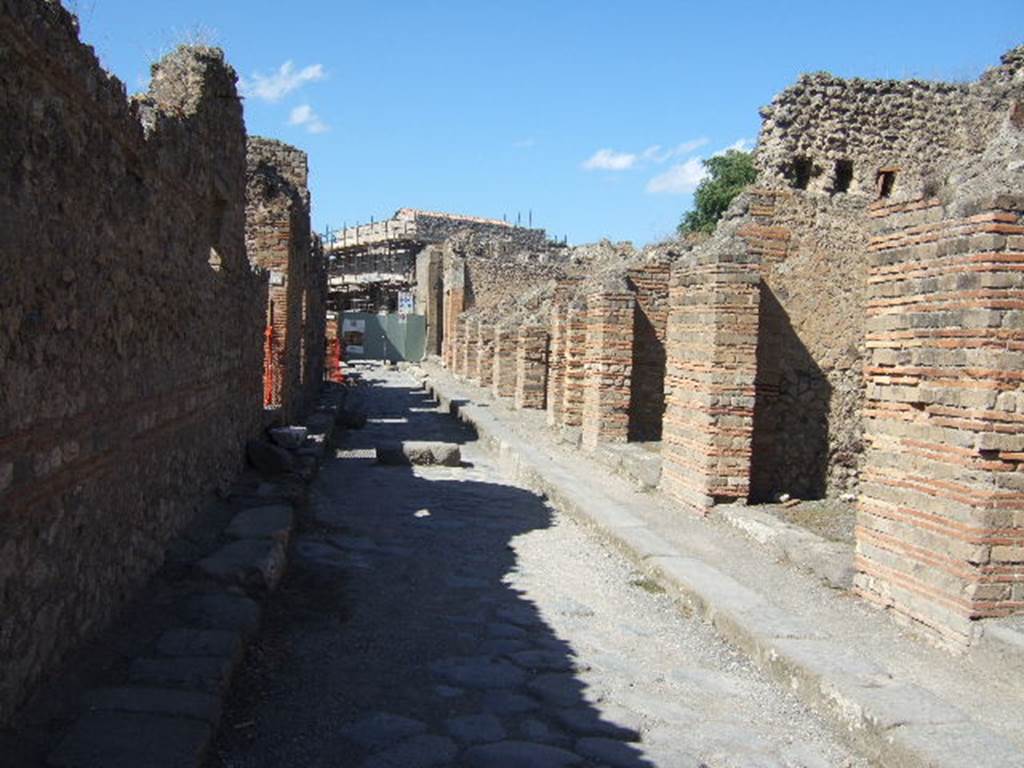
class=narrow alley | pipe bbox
[210,365,864,768]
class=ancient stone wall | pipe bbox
[756,49,1024,196]
[855,162,1024,645]
[441,254,466,368]
[492,325,518,398]
[515,325,549,410]
[743,189,871,500]
[461,318,480,383]
[582,290,635,449]
[246,137,313,422]
[746,48,1024,502]
[0,3,265,724]
[473,323,496,388]
[660,227,761,514]
[416,245,444,355]
[561,309,588,429]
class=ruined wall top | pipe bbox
[755,45,1024,197]
[247,137,310,201]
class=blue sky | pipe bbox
[72,0,1021,246]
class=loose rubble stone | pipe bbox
[376,441,462,466]
[48,711,212,768]
[196,539,286,591]
[225,505,294,543]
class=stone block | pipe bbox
[376,441,462,467]
[225,505,294,543]
[196,539,286,591]
[128,656,234,695]
[246,439,297,476]
[268,426,307,450]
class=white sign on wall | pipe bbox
[342,318,365,355]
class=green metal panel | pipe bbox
[342,312,426,362]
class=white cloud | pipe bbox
[584,137,709,171]
[715,138,753,155]
[645,157,708,195]
[582,148,638,171]
[674,137,711,155]
[513,138,537,149]
[642,138,710,163]
[242,61,326,102]
[289,104,329,134]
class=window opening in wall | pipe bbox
[790,157,812,190]
[833,160,853,193]
[877,168,897,198]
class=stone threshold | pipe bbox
[419,361,1024,768]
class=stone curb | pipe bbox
[422,367,1024,768]
[46,386,347,768]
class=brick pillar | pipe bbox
[476,323,495,388]
[854,194,1024,646]
[443,284,465,369]
[659,249,760,514]
[515,325,549,410]
[492,324,517,398]
[582,291,635,449]
[462,318,480,383]
[451,316,468,377]
[562,306,587,427]
[546,305,567,426]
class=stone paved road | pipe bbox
[210,365,866,768]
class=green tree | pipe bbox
[678,150,757,235]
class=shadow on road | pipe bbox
[210,367,657,767]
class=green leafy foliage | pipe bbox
[678,150,757,235]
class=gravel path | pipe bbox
[210,366,866,768]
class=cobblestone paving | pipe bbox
[211,366,866,768]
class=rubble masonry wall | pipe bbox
[0,2,265,723]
